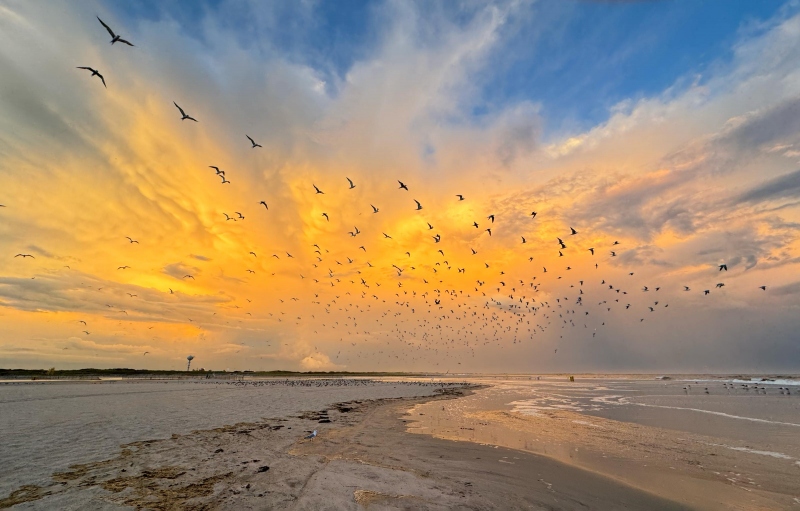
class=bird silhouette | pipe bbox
[246,135,262,148]
[96,17,134,46]
[76,67,106,88]
[173,102,197,121]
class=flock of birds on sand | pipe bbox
[2,15,774,371]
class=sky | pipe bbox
[1,0,799,373]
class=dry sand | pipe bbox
[1,383,687,510]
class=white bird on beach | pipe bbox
[305,430,317,441]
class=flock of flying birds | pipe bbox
[3,15,770,370]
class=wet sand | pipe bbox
[407,377,800,510]
[2,381,687,510]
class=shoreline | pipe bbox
[1,381,688,510]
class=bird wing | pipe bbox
[173,102,186,116]
[117,38,134,46]
[97,16,116,38]
[98,73,107,88]
[76,66,94,72]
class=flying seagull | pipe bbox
[14,254,35,258]
[313,184,324,194]
[719,264,728,271]
[371,204,379,213]
[398,180,409,191]
[246,135,262,148]
[97,17,134,46]
[570,227,578,235]
[347,177,355,189]
[414,199,423,210]
[259,201,268,210]
[456,194,464,201]
[173,102,197,122]
[125,237,139,244]
[76,67,106,88]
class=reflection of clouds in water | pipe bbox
[510,395,608,416]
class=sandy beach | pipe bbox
[2,376,798,510]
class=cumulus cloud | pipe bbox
[0,1,798,371]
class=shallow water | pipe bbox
[406,376,800,509]
[0,378,439,497]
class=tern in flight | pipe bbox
[588,248,594,255]
[125,237,139,244]
[570,227,578,235]
[14,254,35,258]
[117,265,129,270]
[456,194,464,201]
[210,166,224,176]
[718,264,728,271]
[347,177,355,189]
[259,201,268,210]
[530,211,537,218]
[246,135,262,148]
[76,67,106,88]
[173,102,197,122]
[322,213,329,221]
[371,204,379,213]
[414,199,423,210]
[236,212,244,219]
[97,17,134,46]
[313,184,324,194]
[183,275,195,279]
[487,214,495,223]
[398,180,409,191]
